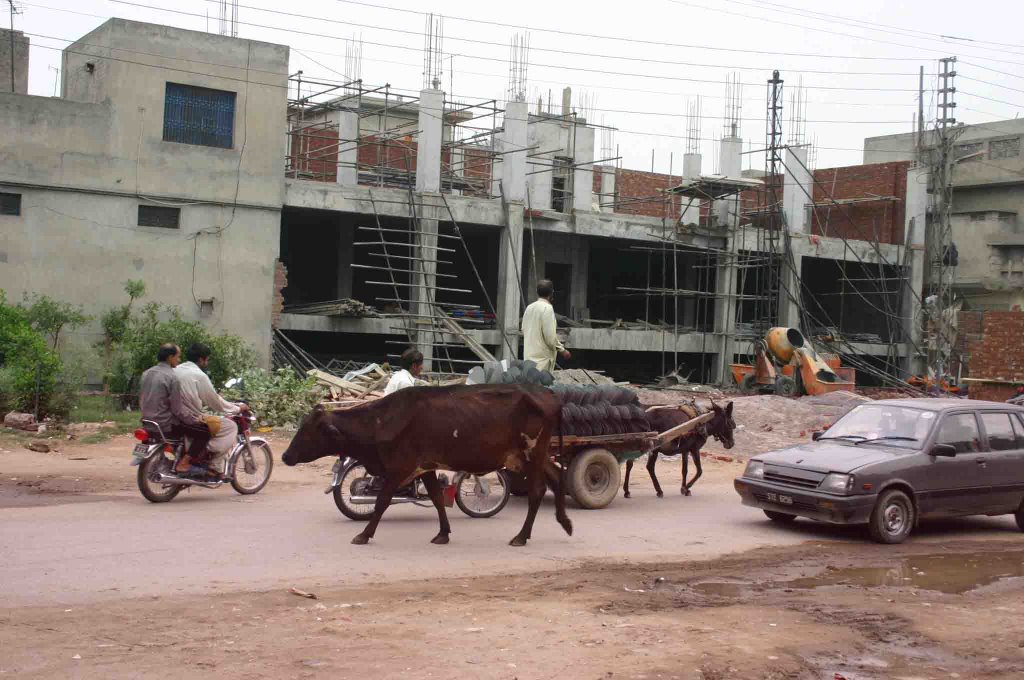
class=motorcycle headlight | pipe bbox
[820,473,854,495]
[744,460,765,480]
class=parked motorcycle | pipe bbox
[131,409,273,502]
[327,457,510,520]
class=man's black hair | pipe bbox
[537,279,554,299]
[157,343,179,362]
[400,348,424,371]
[186,342,212,363]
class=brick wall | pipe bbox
[288,125,339,182]
[966,311,1024,401]
[590,167,681,219]
[271,260,288,329]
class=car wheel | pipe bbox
[764,509,796,523]
[868,489,915,544]
[1016,502,1024,532]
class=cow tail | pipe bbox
[557,405,566,493]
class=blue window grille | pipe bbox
[163,83,236,149]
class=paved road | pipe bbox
[2,467,1019,608]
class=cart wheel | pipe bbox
[739,374,758,394]
[568,447,620,509]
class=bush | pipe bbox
[0,292,65,418]
[222,368,325,427]
[108,302,254,399]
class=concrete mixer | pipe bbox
[730,327,856,397]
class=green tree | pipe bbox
[20,293,92,349]
[0,292,63,417]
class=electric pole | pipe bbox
[7,0,18,94]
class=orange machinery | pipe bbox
[730,327,856,397]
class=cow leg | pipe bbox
[681,447,689,495]
[510,466,546,547]
[420,471,451,545]
[646,452,664,498]
[684,449,703,495]
[543,461,573,537]
[352,479,398,545]
[623,459,633,499]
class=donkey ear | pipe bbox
[726,401,734,415]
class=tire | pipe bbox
[739,373,758,394]
[775,375,798,398]
[868,489,915,544]
[332,461,377,521]
[454,470,510,518]
[230,441,274,495]
[1015,502,1024,532]
[568,447,620,509]
[137,452,182,503]
[764,509,797,523]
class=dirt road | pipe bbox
[2,431,1023,678]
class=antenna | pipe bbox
[7,0,23,94]
[422,13,444,90]
[506,32,529,103]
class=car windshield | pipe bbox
[820,404,936,450]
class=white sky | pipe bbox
[13,0,1024,174]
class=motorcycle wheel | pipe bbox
[230,441,273,495]
[333,461,377,521]
[137,452,182,503]
[454,470,511,519]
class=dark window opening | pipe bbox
[800,256,904,344]
[163,82,236,149]
[544,262,572,318]
[0,192,21,216]
[138,205,180,229]
[551,156,572,213]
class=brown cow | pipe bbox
[281,384,572,547]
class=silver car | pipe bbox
[734,399,1024,543]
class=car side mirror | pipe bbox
[930,443,957,457]
[811,431,823,441]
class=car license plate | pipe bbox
[132,443,149,458]
[766,492,793,505]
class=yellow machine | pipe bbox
[730,327,856,397]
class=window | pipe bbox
[551,156,573,213]
[138,205,180,229]
[990,137,1021,160]
[936,413,981,453]
[1013,414,1024,446]
[0,192,21,216]
[163,83,236,149]
[955,141,984,162]
[980,413,1017,451]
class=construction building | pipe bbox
[0,19,928,386]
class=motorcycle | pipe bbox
[130,408,273,503]
[327,457,511,521]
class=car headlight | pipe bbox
[820,473,854,494]
[744,460,764,480]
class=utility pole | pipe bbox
[764,70,785,330]
[917,65,925,158]
[928,56,964,385]
[7,0,18,94]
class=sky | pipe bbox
[11,0,1024,175]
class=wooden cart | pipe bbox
[531,411,715,509]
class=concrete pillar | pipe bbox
[496,203,525,362]
[493,100,528,202]
[415,88,444,193]
[902,164,929,376]
[335,108,359,188]
[715,136,742,227]
[572,127,595,213]
[336,223,354,299]
[783,146,812,234]
[413,217,439,368]
[778,254,803,328]
[711,240,739,384]
[599,166,616,214]
[681,152,702,225]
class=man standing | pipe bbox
[384,348,424,395]
[522,279,571,373]
[139,343,210,476]
[173,343,247,477]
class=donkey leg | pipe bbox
[646,452,664,497]
[684,449,704,495]
[623,459,634,498]
[681,449,690,495]
[420,471,451,545]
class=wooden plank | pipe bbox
[652,412,714,447]
[437,315,497,363]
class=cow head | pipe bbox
[708,401,736,450]
[281,405,345,466]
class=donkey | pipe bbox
[623,401,735,498]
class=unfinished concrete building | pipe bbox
[0,19,927,386]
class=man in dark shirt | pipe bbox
[138,343,210,476]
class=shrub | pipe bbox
[222,368,325,427]
[0,292,65,417]
[20,293,92,349]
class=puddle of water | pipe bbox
[785,551,1024,594]
[690,580,751,598]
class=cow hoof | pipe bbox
[682,488,692,497]
[656,491,664,498]
[509,536,528,547]
[431,534,450,545]
[351,534,370,545]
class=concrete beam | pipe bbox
[715,136,743,227]
[495,202,525,362]
[493,100,528,202]
[572,126,595,213]
[681,153,701,226]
